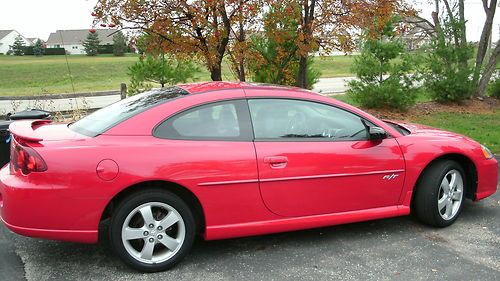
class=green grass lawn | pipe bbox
[333,93,500,153]
[0,54,355,96]
[412,110,500,154]
[0,54,140,96]
[313,55,356,77]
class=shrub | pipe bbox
[246,2,320,89]
[128,54,200,94]
[113,32,127,56]
[43,48,66,55]
[97,44,114,54]
[249,36,320,89]
[420,8,474,102]
[11,35,25,56]
[487,72,500,99]
[83,31,100,56]
[347,20,420,111]
[33,39,44,56]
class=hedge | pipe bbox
[22,46,66,56]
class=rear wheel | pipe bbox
[414,160,466,227]
[109,190,196,272]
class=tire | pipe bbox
[414,160,466,227]
[109,189,196,272]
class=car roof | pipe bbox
[177,81,315,95]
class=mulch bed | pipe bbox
[363,97,499,121]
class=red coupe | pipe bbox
[0,82,497,272]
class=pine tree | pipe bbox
[11,35,25,56]
[347,18,420,110]
[33,39,44,56]
[83,31,100,56]
[113,32,127,56]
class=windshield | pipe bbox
[69,87,189,137]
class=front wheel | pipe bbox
[109,190,196,272]
[414,160,466,227]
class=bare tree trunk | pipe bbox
[297,0,316,89]
[236,17,246,82]
[476,40,500,97]
[458,0,466,46]
[210,64,223,81]
[473,0,497,95]
[431,0,441,35]
[297,55,308,88]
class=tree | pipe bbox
[348,18,420,110]
[10,35,25,56]
[128,54,200,94]
[474,0,498,97]
[33,39,44,57]
[261,0,411,89]
[248,1,320,88]
[93,0,260,81]
[411,0,474,102]
[83,30,100,56]
[409,0,498,98]
[113,32,127,56]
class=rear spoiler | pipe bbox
[8,119,52,142]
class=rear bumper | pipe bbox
[0,216,97,243]
[475,157,498,201]
[0,165,99,243]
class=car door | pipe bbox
[152,98,267,226]
[248,98,405,217]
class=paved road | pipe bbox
[0,78,353,114]
[312,77,355,94]
[1,158,499,281]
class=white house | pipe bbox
[46,29,116,55]
[0,30,32,55]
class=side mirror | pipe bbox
[368,126,387,140]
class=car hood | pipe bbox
[387,120,472,140]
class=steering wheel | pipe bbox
[286,112,307,135]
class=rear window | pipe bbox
[69,87,189,137]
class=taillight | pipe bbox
[10,138,47,175]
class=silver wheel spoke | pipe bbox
[441,177,450,193]
[445,201,453,218]
[159,235,180,251]
[140,205,156,226]
[438,196,448,211]
[123,227,145,241]
[140,241,155,260]
[449,172,457,189]
[452,190,462,200]
[159,212,179,230]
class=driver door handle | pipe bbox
[263,156,288,169]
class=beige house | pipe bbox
[46,29,116,55]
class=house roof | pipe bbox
[27,38,43,43]
[46,29,117,45]
[0,30,14,40]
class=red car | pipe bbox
[0,82,497,272]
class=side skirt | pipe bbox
[205,205,410,240]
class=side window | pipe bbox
[248,99,369,141]
[154,100,252,140]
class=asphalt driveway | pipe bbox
[1,158,499,281]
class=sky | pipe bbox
[0,0,498,42]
